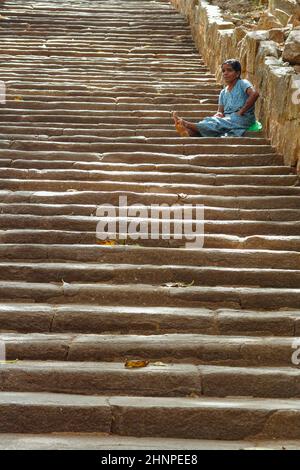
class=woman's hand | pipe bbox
[214,112,225,118]
[236,110,244,116]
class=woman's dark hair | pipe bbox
[222,59,242,79]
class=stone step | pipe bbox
[0,133,268,144]
[1,203,300,221]
[1,150,282,167]
[0,281,299,310]
[1,392,300,438]
[0,140,277,155]
[0,303,299,337]
[3,181,300,197]
[0,169,295,186]
[1,361,300,399]
[5,161,290,176]
[3,100,220,111]
[0,231,299,251]
[1,244,299,270]
[1,433,298,450]
[0,331,299,367]
[1,214,299,236]
[2,190,298,209]
[0,261,299,288]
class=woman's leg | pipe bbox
[172,112,201,137]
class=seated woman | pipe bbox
[173,59,260,137]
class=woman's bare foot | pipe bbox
[172,111,200,137]
[172,111,190,137]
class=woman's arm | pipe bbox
[214,105,225,118]
[237,88,260,116]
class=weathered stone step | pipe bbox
[0,136,272,149]
[0,262,299,288]
[0,281,299,310]
[1,214,300,236]
[1,244,299,270]
[1,38,196,45]
[0,302,299,336]
[3,180,300,197]
[3,83,228,93]
[1,392,300,439]
[1,151,282,168]
[1,111,219,123]
[0,169,295,186]
[5,89,220,99]
[2,101,218,112]
[0,136,272,147]
[0,48,201,56]
[0,331,299,366]
[1,147,279,162]
[5,162,291,176]
[1,433,299,450]
[2,190,298,209]
[1,203,300,221]
[3,73,215,82]
[3,63,209,71]
[2,140,277,155]
[1,361,300,399]
[0,231,299,251]
[0,361,200,397]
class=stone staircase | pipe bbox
[0,0,300,450]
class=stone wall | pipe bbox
[170,0,300,171]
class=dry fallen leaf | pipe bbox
[14,96,24,101]
[96,240,117,246]
[125,360,149,369]
[162,280,195,288]
[177,193,188,200]
[188,392,201,398]
[151,361,168,367]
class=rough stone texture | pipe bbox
[0,434,300,450]
[283,28,300,63]
[170,0,300,171]
[257,11,286,30]
[269,0,300,23]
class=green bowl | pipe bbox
[247,121,263,132]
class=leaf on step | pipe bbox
[162,280,195,288]
[188,392,201,398]
[14,96,24,101]
[0,360,18,364]
[177,193,188,200]
[0,15,8,20]
[125,360,149,369]
[150,361,167,367]
[96,240,117,246]
[66,189,77,192]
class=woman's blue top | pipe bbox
[219,79,256,122]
